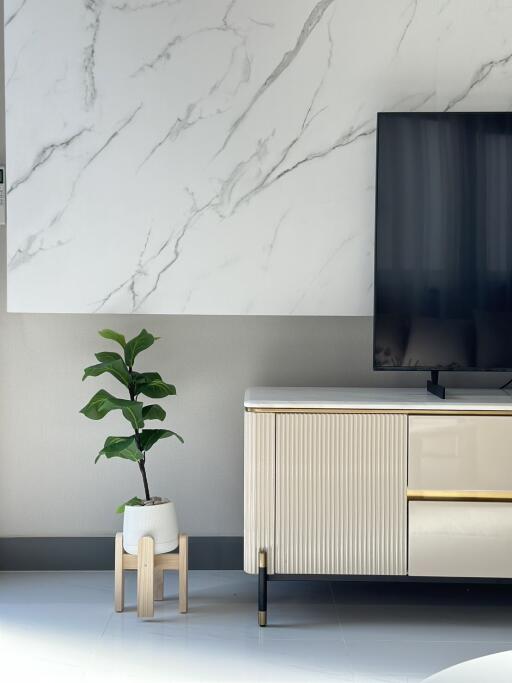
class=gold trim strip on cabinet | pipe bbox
[407,489,512,503]
[245,407,512,416]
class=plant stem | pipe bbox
[129,368,151,501]
[138,459,151,501]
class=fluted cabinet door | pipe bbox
[275,414,407,575]
[244,412,275,574]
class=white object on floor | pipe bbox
[424,650,512,682]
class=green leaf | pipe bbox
[121,406,144,431]
[124,329,158,368]
[95,435,143,463]
[116,496,144,514]
[80,389,144,429]
[98,329,126,348]
[80,390,116,420]
[95,351,123,363]
[139,428,184,452]
[142,404,166,421]
[82,358,131,388]
[134,372,176,399]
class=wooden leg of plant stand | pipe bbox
[137,536,154,618]
[154,568,164,601]
[114,532,124,613]
[179,533,188,614]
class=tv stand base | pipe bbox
[427,371,446,399]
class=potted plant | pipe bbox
[80,328,183,554]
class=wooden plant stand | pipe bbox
[114,532,188,618]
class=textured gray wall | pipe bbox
[0,2,506,538]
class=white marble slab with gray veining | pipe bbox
[5,0,512,313]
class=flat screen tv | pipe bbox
[374,112,512,392]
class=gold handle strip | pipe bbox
[407,489,512,503]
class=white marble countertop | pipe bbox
[244,387,512,411]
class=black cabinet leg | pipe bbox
[258,549,267,627]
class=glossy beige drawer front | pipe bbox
[408,416,512,490]
[409,501,512,578]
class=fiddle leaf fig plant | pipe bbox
[80,329,183,512]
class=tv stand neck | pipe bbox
[427,370,446,399]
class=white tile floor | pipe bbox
[1,571,512,683]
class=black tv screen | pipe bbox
[374,112,512,372]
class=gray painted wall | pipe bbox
[0,2,506,538]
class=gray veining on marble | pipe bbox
[6,0,512,313]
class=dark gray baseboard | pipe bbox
[0,536,243,571]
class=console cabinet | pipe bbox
[244,388,512,617]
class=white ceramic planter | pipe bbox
[123,501,179,555]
